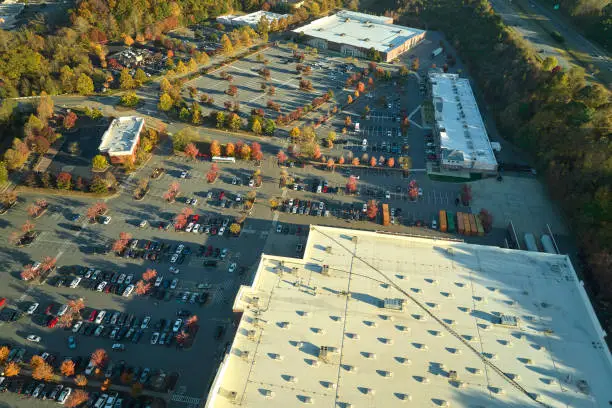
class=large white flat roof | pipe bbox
[293,10,425,53]
[217,11,289,27]
[98,116,144,156]
[430,72,497,170]
[206,225,612,408]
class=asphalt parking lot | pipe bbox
[183,45,354,119]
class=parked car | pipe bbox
[27,302,39,315]
[26,334,41,342]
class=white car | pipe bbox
[362,203,368,213]
[228,263,237,273]
[232,177,237,185]
[185,223,194,233]
[180,171,188,178]
[57,387,72,404]
[125,274,134,285]
[96,281,107,292]
[117,274,126,284]
[32,383,45,398]
[186,198,191,205]
[150,332,160,345]
[170,279,179,289]
[276,224,282,233]
[169,266,180,275]
[193,224,201,234]
[176,244,185,253]
[220,248,228,259]
[141,316,151,329]
[139,220,148,228]
[418,188,423,197]
[170,254,179,264]
[154,276,164,287]
[172,319,183,332]
[191,198,198,206]
[101,216,111,225]
[235,194,241,202]
[123,284,135,297]
[362,138,368,146]
[318,201,324,210]
[69,277,82,288]
[26,334,41,342]
[385,191,391,199]
[431,219,438,230]
[72,321,83,333]
[218,226,225,236]
[95,310,106,325]
[57,304,69,317]
[27,302,39,315]
[248,179,255,187]
[85,360,96,376]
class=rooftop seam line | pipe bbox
[316,229,550,407]
[333,236,357,405]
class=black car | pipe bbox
[132,329,143,343]
[203,260,217,267]
[24,382,36,396]
[176,309,191,317]
[0,378,10,392]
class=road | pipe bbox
[488,0,611,89]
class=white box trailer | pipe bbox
[524,233,539,252]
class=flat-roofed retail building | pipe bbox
[206,225,612,408]
[98,116,144,164]
[429,72,498,174]
[293,10,425,62]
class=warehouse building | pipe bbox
[216,11,289,28]
[206,225,612,407]
[98,116,145,164]
[429,72,498,174]
[292,10,425,62]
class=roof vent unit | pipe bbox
[319,346,336,360]
[448,370,458,380]
[240,350,250,360]
[396,393,412,401]
[299,395,314,404]
[247,330,256,339]
[250,296,260,306]
[291,267,299,274]
[260,389,274,398]
[269,353,282,360]
[325,246,332,253]
[218,389,238,401]
[384,298,403,311]
[497,314,519,327]
[322,265,330,276]
[351,236,358,243]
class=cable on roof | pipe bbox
[314,227,551,408]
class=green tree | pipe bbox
[158,93,173,111]
[92,155,109,170]
[191,102,202,125]
[216,111,226,129]
[160,77,172,93]
[134,69,148,86]
[172,127,197,152]
[251,118,262,134]
[220,34,234,56]
[227,113,241,131]
[263,119,275,135]
[0,161,8,184]
[119,68,135,89]
[76,74,94,95]
[89,176,108,194]
[120,92,140,107]
[179,107,190,122]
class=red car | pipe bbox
[192,214,199,222]
[44,304,53,315]
[88,310,98,322]
[0,297,6,308]
[219,191,225,200]
[205,245,213,257]
[47,316,59,328]
[211,227,217,235]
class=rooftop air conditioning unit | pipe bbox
[322,265,330,275]
[383,298,403,311]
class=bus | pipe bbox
[212,156,236,164]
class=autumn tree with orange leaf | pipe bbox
[65,389,89,408]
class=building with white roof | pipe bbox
[429,72,498,174]
[216,11,289,28]
[98,116,145,164]
[206,225,612,408]
[293,10,425,62]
